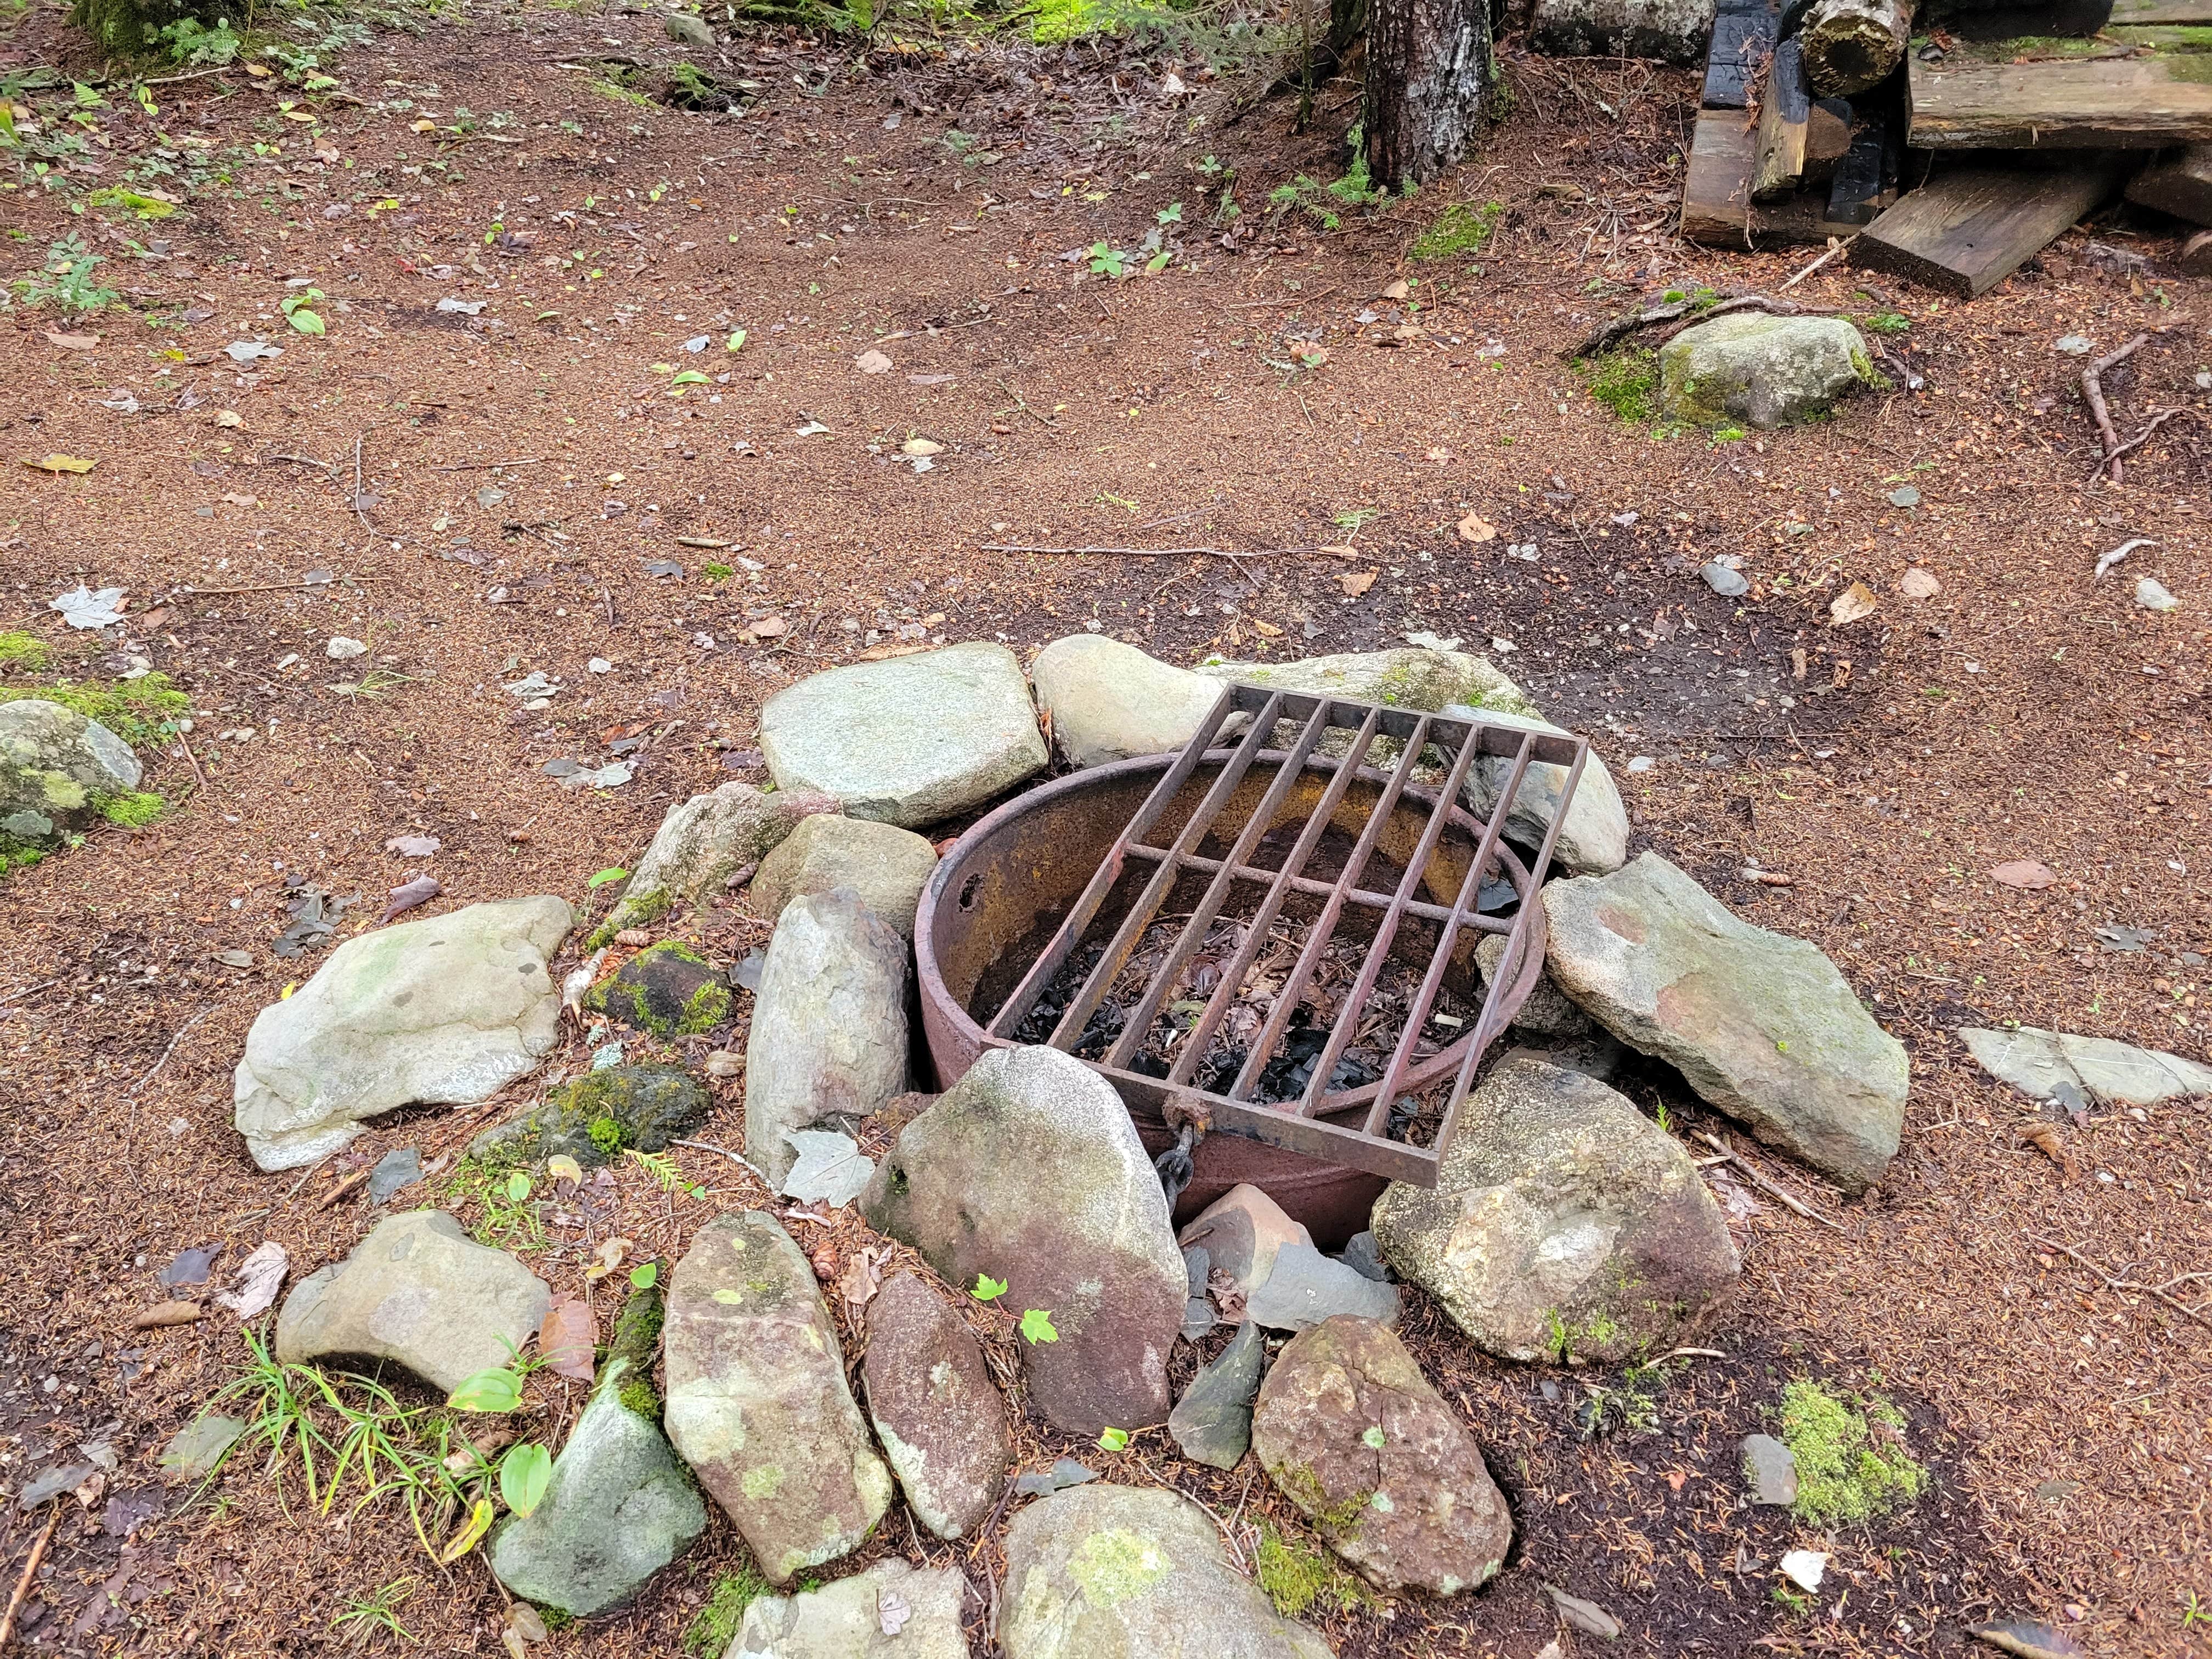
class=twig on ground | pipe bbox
[174,726,206,791]
[1699,1132,1846,1231]
[2028,1232,2212,1333]
[262,453,337,473]
[431,457,548,472]
[0,1510,61,1647]
[2081,332,2149,482]
[982,542,1365,562]
[1779,236,1854,290]
[182,578,370,596]
[319,1167,371,1210]
[2094,406,2189,477]
[1568,291,1829,360]
[351,434,371,533]
[131,1008,211,1098]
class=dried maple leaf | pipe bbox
[2020,1121,2075,1176]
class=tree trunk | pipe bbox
[1365,0,1497,189]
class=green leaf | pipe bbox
[670,369,708,387]
[505,1171,532,1203]
[629,1262,658,1290]
[1145,250,1170,273]
[439,1498,496,1563]
[587,866,628,889]
[972,1273,1007,1302]
[1019,1308,1058,1345]
[447,1368,524,1413]
[285,307,325,336]
[726,329,747,351]
[499,1443,552,1517]
[1097,1426,1128,1452]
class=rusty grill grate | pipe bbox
[980,682,1589,1187]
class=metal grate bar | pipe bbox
[1163,702,1386,1089]
[984,689,1244,1040]
[1045,692,1289,1051]
[1291,724,1486,1121]
[1425,742,1590,1157]
[1362,732,1542,1137]
[1226,714,1436,1104]
[1102,698,1335,1070]
[1120,845,1517,932]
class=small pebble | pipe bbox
[1701,561,1750,598]
[2136,577,2180,611]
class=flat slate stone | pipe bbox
[1958,1025,2212,1108]
[732,1560,971,1659]
[274,1210,551,1395]
[1742,1432,1799,1505]
[1244,1242,1401,1333]
[1168,1319,1267,1470]
[760,642,1048,829]
[1178,1184,1310,1296]
[1000,1484,1332,1659]
[1544,851,1906,1192]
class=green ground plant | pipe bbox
[1267,123,1395,232]
[1410,199,1502,261]
[1580,347,1657,424]
[1255,1519,1375,1619]
[683,1567,772,1655]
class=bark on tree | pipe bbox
[1365,0,1498,189]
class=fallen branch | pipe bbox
[2028,1232,2212,1333]
[430,456,548,472]
[130,1008,210,1098]
[0,1510,61,1648]
[2091,405,2189,478]
[2081,331,2149,482]
[1779,235,1856,290]
[1700,1131,1846,1231]
[181,578,369,596]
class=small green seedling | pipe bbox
[1098,1426,1128,1451]
[499,1443,551,1517]
[972,1273,1007,1302]
[588,866,628,889]
[1019,1308,1059,1345]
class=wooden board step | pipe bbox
[1704,0,1781,108]
[1680,109,1875,246]
[1852,162,2129,293]
[2126,142,2212,222]
[1909,53,2212,148]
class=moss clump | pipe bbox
[101,789,165,827]
[588,941,730,1037]
[0,633,49,672]
[1582,348,1658,424]
[592,883,674,947]
[1778,1379,1928,1527]
[1411,200,1504,261]
[682,1568,771,1657]
[1255,1520,1375,1620]
[588,1115,625,1156]
[3,675,188,744]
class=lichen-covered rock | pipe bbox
[661,1211,890,1582]
[1001,1484,1333,1659]
[274,1210,551,1395]
[1442,703,1628,877]
[733,1560,971,1659]
[1370,1054,1739,1362]
[761,642,1048,829]
[746,888,909,1185]
[861,1046,1184,1436]
[750,813,940,939]
[1199,647,1536,720]
[1543,851,1906,1192]
[1657,314,1877,431]
[1528,0,1713,63]
[0,698,143,854]
[469,1065,710,1169]
[862,1271,1011,1539]
[488,1314,706,1618]
[1251,1316,1511,1595]
[233,896,574,1171]
[588,941,731,1038]
[595,780,839,944]
[1031,635,1227,767]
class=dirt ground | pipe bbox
[2,1,2209,1653]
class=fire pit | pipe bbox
[913,684,1589,1240]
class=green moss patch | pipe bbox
[1778,1379,1928,1527]
[0,633,49,672]
[682,1567,772,1656]
[1255,1520,1375,1620]
[1581,348,1658,424]
[587,941,731,1037]
[101,790,166,827]
[1,675,188,744]
[1411,199,1504,261]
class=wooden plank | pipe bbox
[1681,109,1756,245]
[1754,37,1815,200]
[1853,162,2128,295]
[1704,0,1780,107]
[1826,106,1898,222]
[2109,0,2211,23]
[1909,55,2212,148]
[2126,142,2212,222]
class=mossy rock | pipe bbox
[469,1065,710,1168]
[0,698,144,856]
[586,942,731,1037]
[1656,314,1877,431]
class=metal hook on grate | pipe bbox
[1153,1121,1200,1211]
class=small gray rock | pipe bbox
[1336,1231,1390,1283]
[1445,703,1628,877]
[599,781,839,940]
[1244,1242,1400,1332]
[1168,1319,1266,1470]
[1182,1297,1216,1342]
[733,1560,970,1658]
[1013,1458,1097,1497]
[1659,313,1877,430]
[1742,1433,1798,1506]
[471,1065,710,1169]
[1959,1025,2212,1109]
[664,10,713,47]
[18,1463,92,1509]
[1701,560,1750,597]
[367,1148,423,1205]
[159,1415,245,1482]
[749,813,939,938]
[761,641,1048,829]
[2135,577,2180,612]
[1181,1244,1210,1295]
[274,1211,551,1395]
[746,889,909,1185]
[587,941,731,1039]
[0,698,142,856]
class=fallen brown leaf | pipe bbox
[1829,581,1879,626]
[130,1300,204,1329]
[1991,860,2059,890]
[1338,570,1378,597]
[2020,1121,2074,1176]
[1457,510,1497,544]
[539,1296,596,1382]
[44,330,100,351]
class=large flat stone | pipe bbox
[1031,635,1226,767]
[1243,1243,1400,1333]
[274,1210,551,1395]
[1442,703,1628,877]
[750,814,939,938]
[661,1211,890,1582]
[863,1271,1011,1539]
[1543,852,1905,1192]
[1958,1026,2212,1108]
[232,896,574,1171]
[732,1561,970,1659]
[761,642,1047,829]
[862,1046,1184,1436]
[1370,1054,1739,1362]
[596,780,839,943]
[1252,1316,1510,1595]
[1198,647,1536,718]
[1001,1484,1333,1659]
[745,888,909,1185]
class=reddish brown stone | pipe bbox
[862,1271,1011,1538]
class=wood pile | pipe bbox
[1678,0,2212,294]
